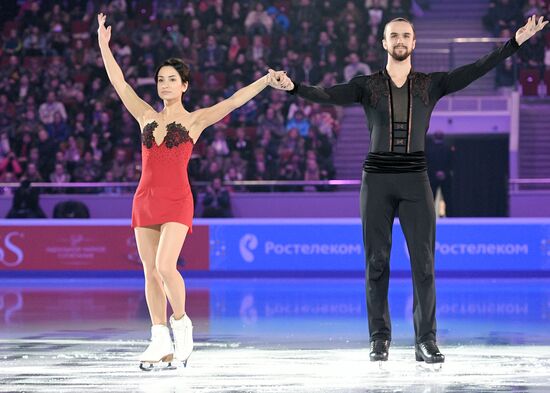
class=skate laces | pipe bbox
[420,341,440,354]
[371,340,389,352]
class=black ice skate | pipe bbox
[415,340,445,369]
[369,339,390,362]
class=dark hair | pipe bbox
[154,58,191,84]
[383,17,416,40]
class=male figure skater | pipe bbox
[273,15,548,364]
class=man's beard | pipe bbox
[388,46,412,61]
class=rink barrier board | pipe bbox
[0,218,549,275]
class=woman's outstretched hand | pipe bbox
[97,13,112,46]
[515,15,548,46]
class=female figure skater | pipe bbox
[97,13,281,370]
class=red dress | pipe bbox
[131,121,195,232]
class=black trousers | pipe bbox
[360,171,436,344]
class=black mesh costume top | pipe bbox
[288,38,520,173]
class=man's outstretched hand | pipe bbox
[515,15,548,46]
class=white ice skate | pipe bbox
[139,324,175,371]
[170,313,194,367]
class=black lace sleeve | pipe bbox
[434,37,520,97]
[288,75,367,106]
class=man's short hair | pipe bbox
[383,18,416,40]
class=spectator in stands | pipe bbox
[202,177,232,217]
[314,31,337,68]
[0,151,23,179]
[211,129,231,156]
[344,53,372,82]
[199,35,225,71]
[3,28,22,55]
[386,0,412,20]
[303,155,322,192]
[101,170,122,195]
[46,112,71,144]
[225,1,246,35]
[367,0,387,37]
[22,26,47,56]
[224,150,247,176]
[204,161,223,182]
[519,35,546,77]
[39,92,67,126]
[110,148,130,181]
[257,106,286,139]
[227,35,243,65]
[64,135,82,168]
[22,162,43,182]
[16,109,41,137]
[244,2,273,35]
[483,0,522,36]
[6,179,46,219]
[122,164,140,182]
[286,110,311,137]
[73,150,103,183]
[14,74,35,103]
[231,127,253,160]
[279,128,305,159]
[49,23,70,56]
[340,1,365,26]
[49,163,71,189]
[257,129,280,165]
[277,158,303,191]
[246,35,270,63]
[180,36,198,67]
[0,132,11,159]
[523,0,545,19]
[287,97,313,119]
[14,132,34,163]
[266,5,290,36]
[322,52,345,82]
[37,128,56,173]
[496,56,517,92]
[295,20,316,53]
[364,33,385,70]
[298,55,323,86]
[293,0,320,25]
[224,166,244,191]
[247,159,271,191]
[230,98,259,125]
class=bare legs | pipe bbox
[134,222,189,325]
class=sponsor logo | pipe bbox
[239,234,258,263]
[0,232,24,267]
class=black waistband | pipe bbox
[363,151,427,173]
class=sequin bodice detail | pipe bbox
[138,121,194,189]
[141,121,193,149]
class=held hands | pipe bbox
[97,13,111,46]
[515,15,548,46]
[265,69,294,91]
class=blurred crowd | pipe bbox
[0,0,418,195]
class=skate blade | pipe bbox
[175,351,192,368]
[139,354,176,372]
[416,361,443,372]
[367,359,389,372]
[377,360,388,370]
